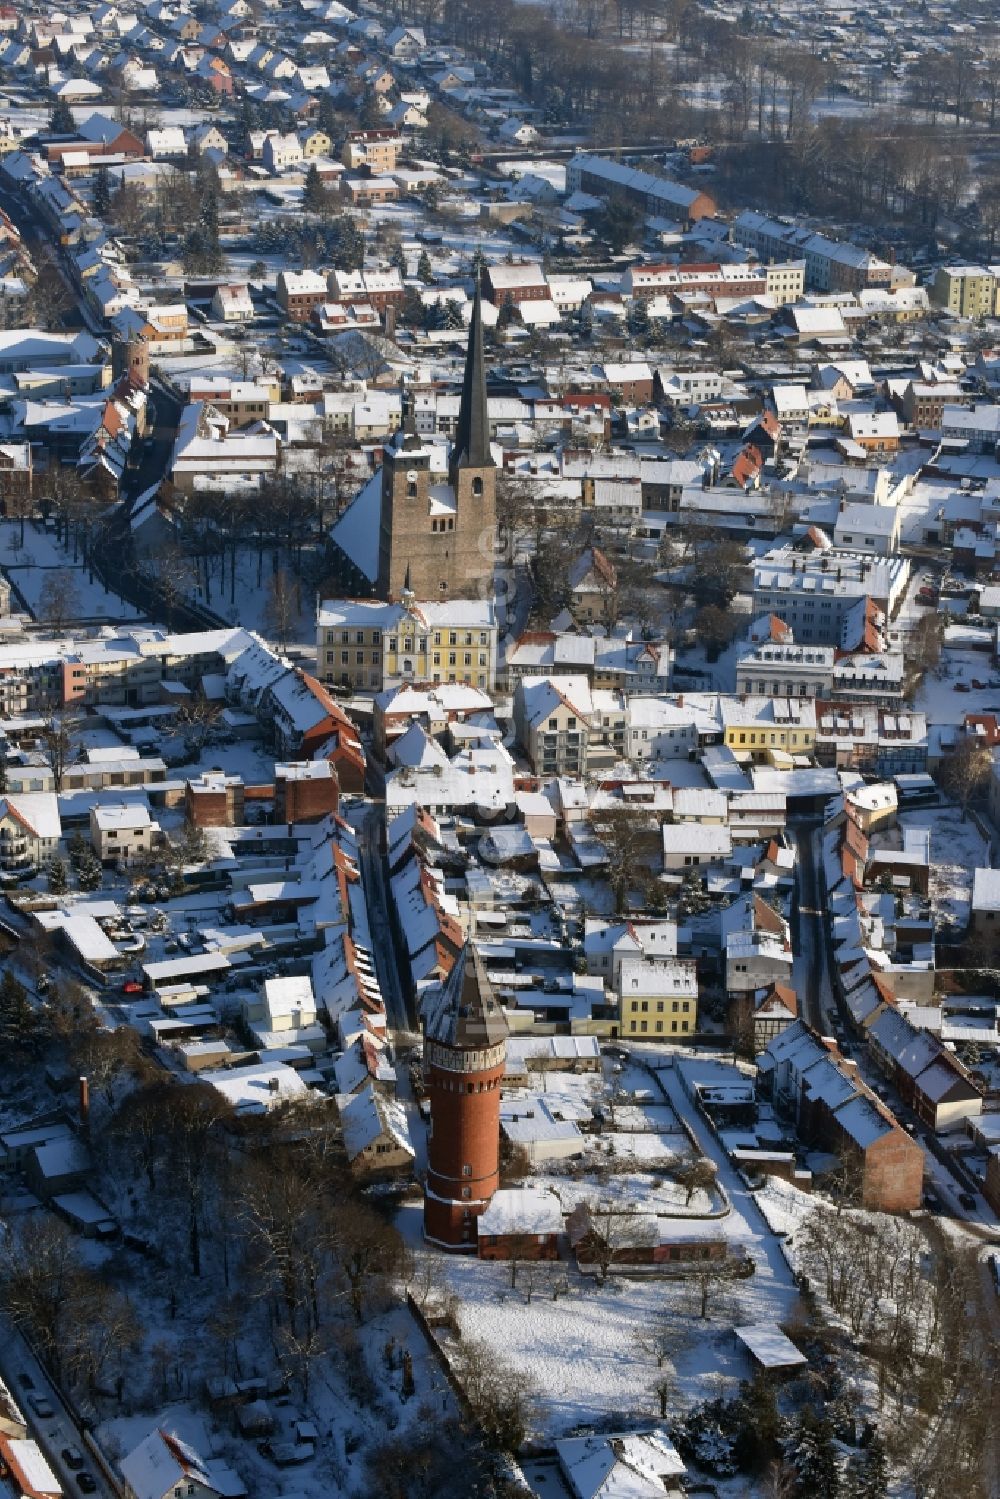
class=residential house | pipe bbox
[0,793,60,876]
[120,1427,246,1499]
[513,675,593,778]
[616,957,698,1039]
[867,1006,983,1130]
[752,982,798,1052]
[337,1078,415,1176]
[759,1021,923,1212]
[90,801,159,865]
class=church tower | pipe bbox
[423,945,508,1251]
[375,282,496,601]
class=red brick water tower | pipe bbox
[423,945,508,1251]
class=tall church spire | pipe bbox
[450,275,493,480]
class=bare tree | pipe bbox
[569,1199,643,1285]
[938,735,992,821]
[37,569,80,633]
[42,707,83,788]
[689,1254,747,1320]
[588,805,659,914]
[331,1198,410,1323]
[263,566,301,651]
[673,1155,718,1206]
[907,611,944,678]
[450,1338,536,1451]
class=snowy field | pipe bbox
[915,646,1000,724]
[398,1054,802,1439]
[0,521,144,624]
[182,545,317,654]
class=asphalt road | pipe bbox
[0,185,96,334]
[790,820,834,1032]
[122,376,185,506]
[358,804,413,1035]
[0,1315,119,1499]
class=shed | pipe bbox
[733,1321,807,1373]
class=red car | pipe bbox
[122,979,144,994]
[971,679,986,690]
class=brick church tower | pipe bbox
[423,944,508,1251]
[375,279,496,601]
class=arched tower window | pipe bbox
[472,476,483,497]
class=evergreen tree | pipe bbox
[441,297,465,331]
[787,1407,840,1499]
[49,98,75,135]
[337,218,365,271]
[390,241,407,273]
[843,1437,887,1499]
[77,855,103,893]
[93,166,112,220]
[359,89,381,129]
[67,830,88,871]
[303,162,327,214]
[45,855,69,896]
[629,295,650,337]
[497,297,515,331]
[733,1376,784,1473]
[416,250,434,284]
[401,285,425,327]
[0,971,47,1055]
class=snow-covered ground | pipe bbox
[95,1300,458,1499]
[916,647,1000,725]
[871,806,988,930]
[182,545,317,654]
[0,521,144,624]
[398,1053,800,1439]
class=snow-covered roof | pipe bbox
[733,1322,807,1370]
[556,1430,686,1499]
[478,1186,562,1237]
[336,1078,414,1161]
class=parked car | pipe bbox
[29,1395,54,1418]
[958,1190,977,1211]
[121,980,143,994]
[955,682,970,693]
[62,1448,85,1471]
[75,1474,97,1494]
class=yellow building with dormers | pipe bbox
[616,958,699,1040]
[720,695,816,764]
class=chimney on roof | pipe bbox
[79,1075,90,1135]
